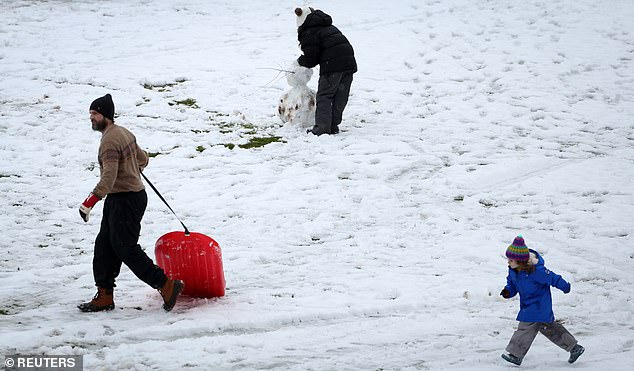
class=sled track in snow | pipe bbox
[466,157,588,196]
[15,303,434,354]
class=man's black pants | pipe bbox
[93,190,167,290]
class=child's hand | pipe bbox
[500,288,511,298]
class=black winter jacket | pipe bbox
[297,10,357,75]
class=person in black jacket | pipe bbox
[295,7,357,135]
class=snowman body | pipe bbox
[277,65,315,128]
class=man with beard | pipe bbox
[78,93,183,312]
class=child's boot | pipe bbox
[501,353,523,365]
[568,344,584,364]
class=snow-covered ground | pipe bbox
[1,0,633,369]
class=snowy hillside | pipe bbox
[1,0,633,370]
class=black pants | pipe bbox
[313,71,354,135]
[93,190,167,290]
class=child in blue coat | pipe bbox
[500,235,585,365]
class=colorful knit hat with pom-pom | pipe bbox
[506,235,529,261]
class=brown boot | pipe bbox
[158,279,184,312]
[78,287,114,312]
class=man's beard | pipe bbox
[91,117,108,131]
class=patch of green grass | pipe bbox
[208,110,230,117]
[238,136,284,149]
[199,112,287,151]
[0,309,9,315]
[169,98,199,108]
[217,122,233,134]
[215,121,258,135]
[143,82,177,92]
[142,78,187,92]
[136,97,151,106]
[196,145,206,153]
[148,152,161,158]
[240,123,257,135]
[479,199,496,208]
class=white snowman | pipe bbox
[277,60,315,128]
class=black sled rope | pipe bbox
[141,172,190,235]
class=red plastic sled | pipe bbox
[155,231,225,298]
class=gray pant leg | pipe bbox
[314,72,343,135]
[506,322,541,358]
[331,72,353,130]
[539,321,578,352]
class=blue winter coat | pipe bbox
[504,250,571,323]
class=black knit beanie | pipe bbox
[90,94,115,121]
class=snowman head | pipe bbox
[286,65,313,87]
